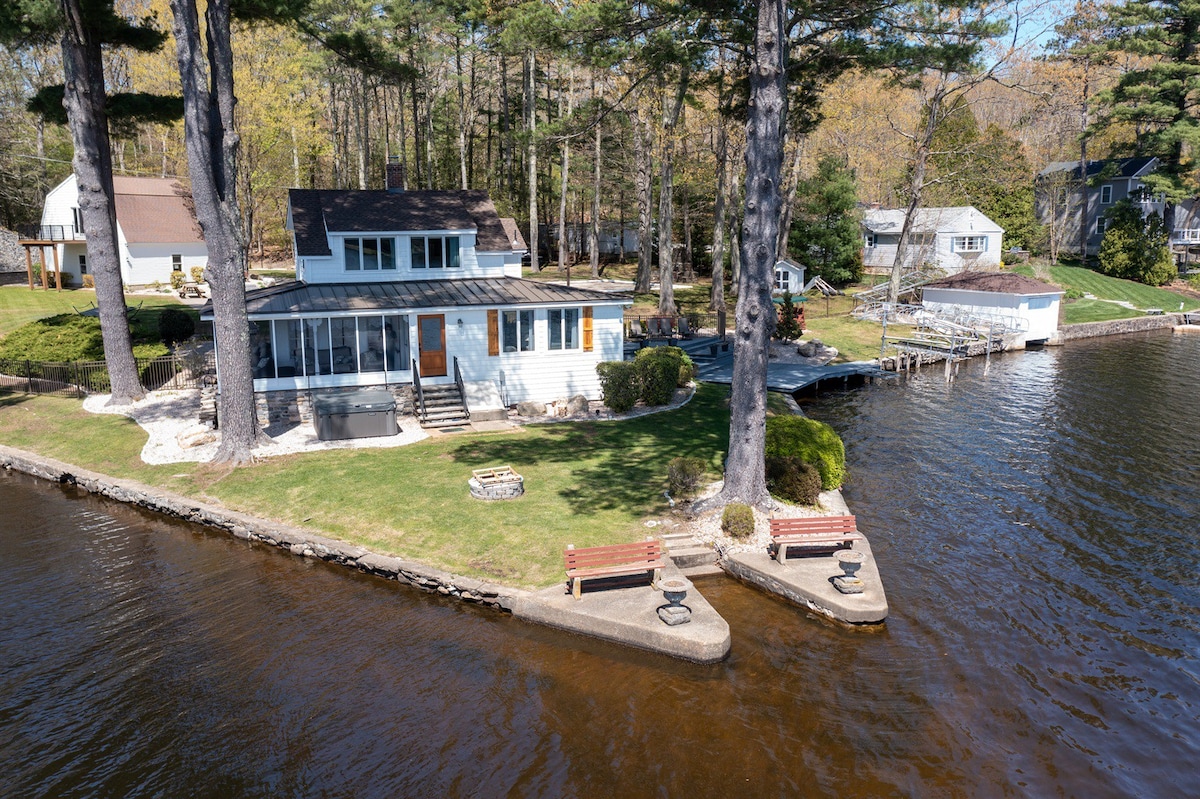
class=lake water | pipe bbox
[1,331,1197,797]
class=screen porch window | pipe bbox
[409,236,461,268]
[251,315,409,379]
[502,309,534,352]
[953,236,986,252]
[548,308,580,350]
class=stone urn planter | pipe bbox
[832,549,867,595]
[657,577,692,625]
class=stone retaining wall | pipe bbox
[0,445,523,612]
[1056,314,1182,342]
[255,384,416,426]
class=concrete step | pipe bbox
[659,532,696,545]
[667,545,717,569]
[421,417,470,428]
[679,563,724,578]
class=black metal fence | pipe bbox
[0,352,215,399]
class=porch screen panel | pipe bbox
[331,318,357,373]
[250,321,274,379]
[359,316,386,373]
[549,309,563,350]
[274,319,302,377]
[383,314,410,371]
[304,318,332,375]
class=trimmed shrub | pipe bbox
[82,275,94,289]
[169,272,186,290]
[635,345,691,403]
[667,456,706,498]
[596,360,640,412]
[721,503,755,540]
[765,455,823,506]
[158,307,196,346]
[190,266,205,284]
[764,414,846,490]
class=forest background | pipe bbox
[0,0,1137,275]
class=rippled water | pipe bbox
[2,331,1197,798]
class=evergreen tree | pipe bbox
[774,291,803,341]
[1098,200,1176,286]
[1,0,181,406]
[1095,0,1200,234]
[788,155,862,284]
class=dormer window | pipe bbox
[410,235,461,269]
[345,237,396,271]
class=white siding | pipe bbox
[300,231,518,284]
[923,287,1061,345]
[124,243,208,285]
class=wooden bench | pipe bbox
[564,538,664,599]
[770,515,863,563]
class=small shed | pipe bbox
[921,271,1063,347]
[773,258,806,295]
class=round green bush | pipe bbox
[635,345,690,404]
[765,455,823,505]
[764,414,846,490]
[158,307,196,346]
[721,502,755,539]
[667,456,706,498]
[596,360,640,412]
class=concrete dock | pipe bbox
[511,564,731,663]
[723,538,888,624]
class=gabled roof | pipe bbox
[864,206,1003,235]
[288,189,517,257]
[201,277,628,317]
[499,217,527,252]
[924,271,1061,295]
[1037,156,1158,180]
[111,176,203,245]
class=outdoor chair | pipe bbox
[676,317,693,339]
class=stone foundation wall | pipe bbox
[1056,314,1182,342]
[255,384,416,427]
[1,445,521,612]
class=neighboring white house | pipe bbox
[921,271,1063,347]
[863,206,1003,274]
[39,175,207,286]
[206,180,629,422]
[773,258,806,295]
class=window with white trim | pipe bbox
[78,254,87,275]
[774,269,790,291]
[952,235,987,252]
[864,232,876,248]
[171,253,183,272]
[409,235,461,269]
[344,237,396,271]
[1100,184,1113,204]
[1096,217,1108,234]
[1027,296,1054,310]
[548,308,580,350]
[502,309,534,352]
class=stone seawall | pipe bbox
[0,445,525,612]
[1055,314,1182,342]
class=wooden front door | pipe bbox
[417,314,447,377]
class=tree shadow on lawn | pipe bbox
[450,392,730,516]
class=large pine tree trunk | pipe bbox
[170,0,267,465]
[526,49,539,272]
[656,72,689,315]
[557,65,572,271]
[590,74,601,280]
[61,0,143,406]
[720,0,786,508]
[631,95,655,293]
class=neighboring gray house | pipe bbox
[1035,156,1200,258]
[862,206,1004,274]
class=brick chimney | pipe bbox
[385,155,405,192]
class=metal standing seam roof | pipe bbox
[199,277,630,318]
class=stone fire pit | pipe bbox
[468,465,524,500]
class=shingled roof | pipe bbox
[288,189,517,257]
[112,176,203,245]
[924,271,1062,295]
[200,277,628,318]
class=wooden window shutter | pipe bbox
[582,307,594,352]
[487,310,499,356]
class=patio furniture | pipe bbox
[770,515,863,562]
[564,538,664,599]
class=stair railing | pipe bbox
[411,358,426,420]
[453,356,470,420]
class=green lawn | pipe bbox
[0,385,746,588]
[0,285,190,339]
[1011,263,1200,315]
[1060,299,1145,324]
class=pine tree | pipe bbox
[1098,200,1176,285]
[789,156,863,284]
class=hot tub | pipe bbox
[312,390,397,441]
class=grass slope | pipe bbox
[0,286,190,340]
[1010,264,1199,323]
[0,385,741,589]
